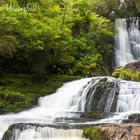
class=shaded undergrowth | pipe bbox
[0,74,79,114]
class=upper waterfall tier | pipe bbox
[115,18,140,67]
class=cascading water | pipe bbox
[6,124,84,140]
[115,17,140,66]
[117,80,140,112]
[1,77,140,140]
[0,78,92,140]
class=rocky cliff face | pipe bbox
[97,124,140,140]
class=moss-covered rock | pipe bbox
[85,78,119,112]
[84,128,108,140]
[2,126,13,140]
[112,61,140,81]
[2,123,41,140]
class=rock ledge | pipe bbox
[95,123,140,140]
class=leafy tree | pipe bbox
[91,0,140,19]
[72,54,109,76]
[0,0,114,76]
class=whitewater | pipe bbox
[1,77,140,140]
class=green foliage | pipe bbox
[72,54,109,76]
[135,0,140,12]
[0,0,114,76]
[0,35,18,57]
[84,128,108,140]
[0,89,32,113]
[81,112,106,119]
[91,0,140,18]
[112,67,140,82]
[2,126,13,140]
[0,74,79,114]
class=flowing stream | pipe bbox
[115,17,140,66]
[1,77,140,140]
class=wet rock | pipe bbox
[81,112,109,119]
[123,113,140,123]
[2,126,13,140]
[2,124,35,140]
[85,78,119,113]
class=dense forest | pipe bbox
[0,0,140,113]
[0,0,139,77]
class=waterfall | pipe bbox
[5,124,84,140]
[38,78,92,113]
[117,80,140,112]
[115,17,140,66]
[1,77,140,139]
[0,78,92,140]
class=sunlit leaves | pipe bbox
[72,54,109,76]
[0,0,114,76]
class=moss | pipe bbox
[0,74,80,114]
[84,128,108,140]
[2,126,13,140]
[112,67,140,81]
[0,89,34,113]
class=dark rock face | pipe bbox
[85,78,119,113]
[123,113,140,123]
[2,124,27,140]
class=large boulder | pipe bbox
[125,61,140,70]
[84,78,119,113]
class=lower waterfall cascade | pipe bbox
[8,125,84,140]
[1,77,140,140]
[115,17,140,66]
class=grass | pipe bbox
[0,74,80,114]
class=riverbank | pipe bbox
[84,123,140,140]
[0,74,79,114]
